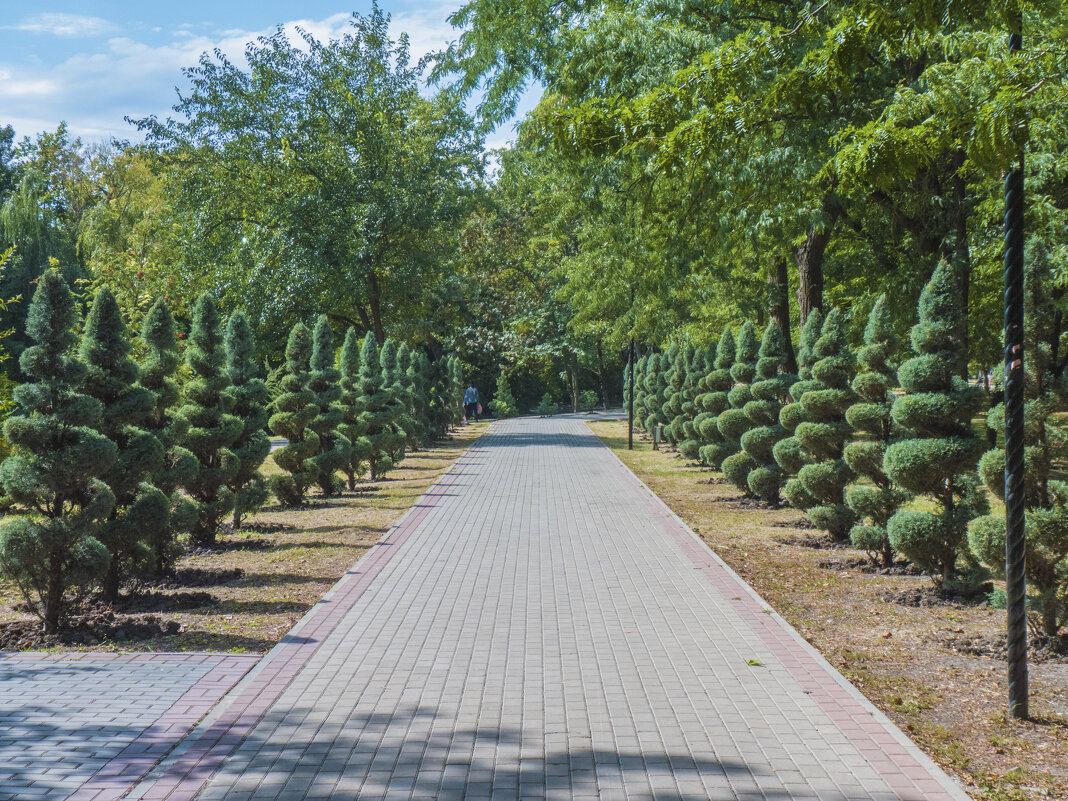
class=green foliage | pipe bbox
[79,287,168,599]
[490,371,518,418]
[536,392,556,416]
[697,328,735,469]
[269,323,319,506]
[178,294,241,547]
[358,333,402,479]
[137,298,197,573]
[225,311,270,527]
[379,339,409,467]
[885,262,988,582]
[337,328,370,491]
[795,309,857,539]
[579,389,598,414]
[720,321,759,493]
[742,324,792,505]
[0,271,116,632]
[775,309,824,511]
[845,296,910,565]
[969,251,1068,635]
[308,316,350,496]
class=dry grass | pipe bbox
[589,419,1068,801]
[0,422,488,653]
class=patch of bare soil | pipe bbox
[588,419,1068,801]
[937,631,1068,664]
[0,423,488,655]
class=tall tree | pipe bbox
[0,272,116,632]
[178,294,241,547]
[79,287,168,600]
[225,311,270,527]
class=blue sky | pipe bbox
[0,2,537,150]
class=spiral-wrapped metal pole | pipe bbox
[1003,18,1028,720]
[628,338,636,450]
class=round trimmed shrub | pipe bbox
[775,310,823,509]
[720,321,759,494]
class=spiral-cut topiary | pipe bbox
[379,339,410,466]
[0,271,116,633]
[178,294,242,547]
[225,311,270,527]
[696,327,735,468]
[631,354,647,430]
[775,310,823,510]
[844,296,910,566]
[720,321,759,493]
[396,343,425,450]
[79,287,168,600]
[269,323,320,506]
[337,328,370,490]
[662,342,690,445]
[642,354,666,433]
[678,346,707,460]
[968,250,1068,635]
[795,309,857,539]
[308,316,350,496]
[358,333,403,479]
[137,298,197,575]
[884,261,988,583]
[742,324,793,504]
[490,370,518,418]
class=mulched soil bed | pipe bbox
[0,611,182,650]
[937,631,1068,663]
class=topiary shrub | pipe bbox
[396,343,424,450]
[678,346,707,459]
[178,294,242,548]
[579,389,598,414]
[775,309,823,511]
[696,327,735,468]
[884,261,988,583]
[720,321,759,493]
[308,316,350,496]
[536,392,556,416]
[845,296,910,566]
[642,354,664,433]
[379,339,409,467]
[225,311,270,527]
[269,323,320,506]
[795,308,857,539]
[742,323,793,505]
[337,328,370,490]
[490,371,518,418]
[79,286,168,601]
[408,351,431,447]
[137,298,197,575]
[0,271,116,633]
[662,342,689,445]
[969,250,1068,635]
[358,333,402,479]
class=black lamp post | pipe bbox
[628,338,636,450]
[1003,10,1028,720]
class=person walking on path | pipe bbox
[463,384,480,421]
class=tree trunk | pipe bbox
[796,221,832,324]
[569,353,579,413]
[768,257,799,375]
[44,557,63,635]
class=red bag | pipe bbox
[476,402,483,414]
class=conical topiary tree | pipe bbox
[678,346,707,460]
[138,298,197,575]
[720,321,759,492]
[396,343,425,450]
[884,261,988,583]
[845,296,909,566]
[537,392,556,416]
[178,294,242,548]
[0,271,116,632]
[696,327,735,469]
[308,316,350,496]
[490,371,518,418]
[269,323,320,506]
[408,350,431,447]
[969,251,1068,635]
[775,310,824,512]
[79,287,168,600]
[664,342,693,446]
[642,354,664,433]
[741,323,793,504]
[358,333,401,479]
[337,328,371,490]
[795,309,857,539]
[225,311,270,527]
[378,338,409,467]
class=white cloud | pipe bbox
[5,12,118,38]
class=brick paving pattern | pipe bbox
[133,416,970,801]
[0,653,254,801]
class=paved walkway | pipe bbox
[6,416,970,801]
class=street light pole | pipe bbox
[1003,9,1028,720]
